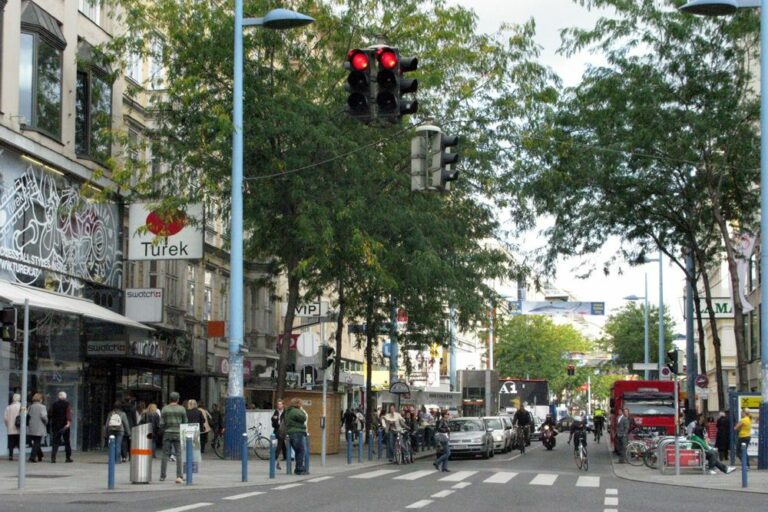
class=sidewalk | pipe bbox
[609,444,768,494]
[0,442,436,495]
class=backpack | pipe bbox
[108,411,122,430]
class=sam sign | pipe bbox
[128,203,203,260]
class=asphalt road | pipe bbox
[2,437,765,512]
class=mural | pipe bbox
[0,147,122,294]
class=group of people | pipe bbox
[270,398,309,475]
[3,391,74,463]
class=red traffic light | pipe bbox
[376,48,398,70]
[347,49,370,72]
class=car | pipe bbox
[484,416,513,453]
[530,416,542,441]
[446,417,494,459]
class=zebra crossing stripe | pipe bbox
[406,500,434,509]
[483,472,518,484]
[576,476,600,487]
[350,469,400,479]
[530,473,558,486]
[394,470,435,481]
[439,470,477,482]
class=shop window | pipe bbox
[76,40,112,162]
[19,1,66,139]
[0,1,6,108]
[78,0,100,25]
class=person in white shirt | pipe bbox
[3,394,21,461]
[383,404,405,461]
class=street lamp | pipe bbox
[680,0,767,471]
[226,3,314,459]
[623,274,651,380]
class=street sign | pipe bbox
[659,367,672,380]
[281,301,329,318]
[695,374,709,388]
[297,332,320,357]
[632,363,658,371]
[389,381,411,394]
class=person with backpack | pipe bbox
[105,401,131,463]
[271,399,287,470]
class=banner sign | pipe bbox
[128,203,203,260]
[508,300,605,316]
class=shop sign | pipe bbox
[125,288,163,322]
[86,340,128,356]
[127,203,203,260]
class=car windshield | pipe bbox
[449,419,484,432]
[485,419,503,430]
[625,399,676,416]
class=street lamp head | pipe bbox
[623,294,643,301]
[262,8,315,30]
[679,0,738,16]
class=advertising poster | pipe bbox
[180,423,201,473]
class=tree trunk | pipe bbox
[364,294,375,431]
[691,283,708,413]
[695,247,726,410]
[276,269,300,399]
[333,279,345,393]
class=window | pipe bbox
[19,1,66,139]
[78,0,100,24]
[76,41,113,161]
[220,274,229,321]
[165,261,178,307]
[186,264,196,315]
[149,260,158,288]
[204,270,213,321]
[149,38,165,90]
[127,50,143,84]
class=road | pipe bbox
[2,438,764,511]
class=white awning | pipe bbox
[0,280,153,331]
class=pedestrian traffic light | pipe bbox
[666,349,684,374]
[345,48,373,122]
[1,307,16,342]
[567,364,575,376]
[429,132,460,192]
[374,47,418,121]
[320,345,335,370]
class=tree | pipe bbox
[601,303,675,372]
[495,315,591,397]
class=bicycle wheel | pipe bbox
[212,435,225,460]
[625,441,646,466]
[394,437,402,464]
[643,448,658,469]
[574,447,583,470]
[582,446,589,471]
[252,436,271,460]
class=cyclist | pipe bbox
[593,407,605,441]
[512,403,533,446]
[383,404,405,462]
[568,415,590,457]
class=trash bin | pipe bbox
[130,423,153,484]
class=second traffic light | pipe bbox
[666,349,684,374]
[1,307,16,342]
[320,345,336,370]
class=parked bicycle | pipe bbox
[211,427,225,459]
[625,431,659,466]
[210,423,271,460]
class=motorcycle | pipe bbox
[541,425,557,450]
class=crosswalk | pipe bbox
[347,468,602,488]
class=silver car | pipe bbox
[484,416,513,453]
[447,417,494,459]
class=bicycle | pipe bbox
[393,430,413,465]
[573,432,589,471]
[515,425,527,455]
[211,423,271,460]
[625,431,657,466]
[211,427,225,459]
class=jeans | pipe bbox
[290,432,306,474]
[435,437,450,470]
[161,437,183,479]
[51,427,72,461]
[705,449,728,473]
[737,437,751,468]
[111,432,125,462]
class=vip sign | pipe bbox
[128,203,203,260]
[125,288,163,322]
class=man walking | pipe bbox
[271,399,287,470]
[160,392,187,483]
[50,391,73,463]
[433,410,451,472]
[616,407,630,463]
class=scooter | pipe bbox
[541,425,557,450]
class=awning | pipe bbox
[0,280,153,331]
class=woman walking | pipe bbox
[28,393,47,462]
[105,401,131,462]
[3,393,21,461]
[139,403,162,457]
[285,398,308,475]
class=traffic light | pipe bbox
[1,307,16,342]
[567,364,575,376]
[345,49,373,121]
[374,47,418,121]
[320,345,336,370]
[429,132,460,191]
[666,349,684,374]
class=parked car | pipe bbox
[484,416,513,453]
[530,416,542,441]
[447,417,494,459]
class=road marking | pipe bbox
[307,476,334,483]
[483,472,518,484]
[530,473,558,486]
[350,469,400,479]
[605,488,618,495]
[576,476,600,487]
[406,500,434,509]
[604,509,618,512]
[604,497,619,506]
[431,490,455,498]
[394,470,434,480]
[156,505,212,512]
[439,470,477,482]
[452,482,472,489]
[222,491,265,501]
[273,483,303,490]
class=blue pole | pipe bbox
[269,434,276,479]
[358,431,363,463]
[347,431,352,464]
[742,442,748,488]
[368,429,373,461]
[185,436,193,485]
[304,434,310,474]
[377,429,383,460]
[760,0,768,472]
[286,440,293,475]
[107,435,115,490]
[225,0,247,460]
[241,433,248,482]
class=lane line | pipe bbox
[604,497,619,506]
[529,473,558,486]
[576,476,600,487]
[406,500,434,509]
[156,505,212,512]
[222,491,265,501]
[273,483,303,490]
[431,490,455,498]
[452,482,472,489]
[605,488,618,495]
[439,470,477,482]
[307,476,334,483]
[483,472,518,484]
[394,470,435,481]
[350,469,400,479]
[604,509,618,512]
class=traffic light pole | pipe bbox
[321,319,327,467]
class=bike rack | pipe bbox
[657,437,706,475]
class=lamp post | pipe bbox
[226,3,314,459]
[680,0,766,470]
[623,273,650,380]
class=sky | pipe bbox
[453,0,689,333]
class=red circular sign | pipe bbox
[397,307,408,323]
[695,374,709,388]
[146,210,186,237]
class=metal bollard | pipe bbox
[185,434,193,486]
[741,442,748,488]
[269,433,276,479]
[107,435,116,490]
[304,434,310,474]
[358,431,363,463]
[378,429,383,460]
[241,433,248,482]
[368,429,373,461]
[347,431,353,464]
[286,439,293,475]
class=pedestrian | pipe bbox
[211,403,223,433]
[734,409,753,469]
[198,402,213,454]
[383,404,405,462]
[616,407,630,463]
[185,399,205,453]
[355,408,366,436]
[433,409,451,472]
[27,393,47,463]
[715,411,730,461]
[105,400,131,463]
[689,430,736,475]
[139,403,162,458]
[136,401,146,426]
[343,408,356,440]
[403,410,418,453]
[49,391,73,463]
[419,406,433,449]
[160,391,187,483]
[285,398,308,475]
[3,393,21,461]
[271,399,287,470]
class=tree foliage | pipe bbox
[601,302,675,372]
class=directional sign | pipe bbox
[695,374,709,388]
[281,301,329,318]
[632,363,659,371]
[499,381,518,395]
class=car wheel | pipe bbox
[481,446,490,459]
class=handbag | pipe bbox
[14,413,30,429]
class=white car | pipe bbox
[484,416,513,453]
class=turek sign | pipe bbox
[128,203,203,260]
